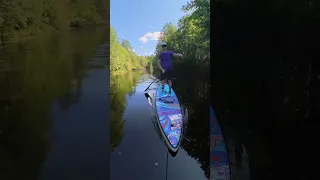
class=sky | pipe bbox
[110,0,189,56]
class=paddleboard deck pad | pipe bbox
[155,84,182,152]
[210,106,231,180]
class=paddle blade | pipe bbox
[144,93,150,99]
[144,93,153,106]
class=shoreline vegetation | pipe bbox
[0,0,108,46]
[2,24,107,45]
[110,26,152,74]
[110,0,209,75]
[110,69,147,75]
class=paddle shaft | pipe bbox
[144,72,177,92]
[144,74,161,92]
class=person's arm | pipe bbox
[158,54,164,72]
[158,58,164,72]
[172,52,182,58]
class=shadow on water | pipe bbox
[110,69,209,180]
[172,70,210,178]
[110,71,144,153]
[0,27,108,180]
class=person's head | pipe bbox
[161,42,167,51]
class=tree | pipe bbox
[0,0,107,44]
[151,1,210,71]
[121,39,132,51]
[110,27,150,73]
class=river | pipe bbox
[0,27,110,180]
[0,26,210,180]
[110,70,210,180]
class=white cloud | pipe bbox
[142,52,154,56]
[140,46,143,48]
[139,32,161,43]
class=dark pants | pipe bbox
[160,69,173,81]
[160,69,173,91]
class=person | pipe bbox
[157,42,183,94]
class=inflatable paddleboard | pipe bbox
[210,106,231,180]
[155,84,182,152]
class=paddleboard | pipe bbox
[155,83,182,152]
[210,106,231,180]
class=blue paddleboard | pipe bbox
[155,84,182,152]
[210,106,231,180]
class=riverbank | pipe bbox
[0,24,107,47]
[110,68,149,75]
[0,0,107,46]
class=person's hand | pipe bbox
[161,69,166,73]
[179,53,183,58]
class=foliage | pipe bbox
[149,0,210,72]
[0,0,107,44]
[110,26,150,73]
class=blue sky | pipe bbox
[110,0,189,56]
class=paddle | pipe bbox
[144,74,162,92]
[145,53,182,93]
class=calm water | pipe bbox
[110,70,210,180]
[0,27,109,180]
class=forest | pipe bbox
[110,27,150,73]
[0,0,108,44]
[151,0,210,72]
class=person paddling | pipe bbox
[157,42,182,94]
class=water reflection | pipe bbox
[0,27,107,180]
[173,71,210,178]
[110,71,143,153]
[110,70,209,179]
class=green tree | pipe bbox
[110,27,150,73]
[121,39,132,51]
[0,0,107,45]
[148,0,210,71]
